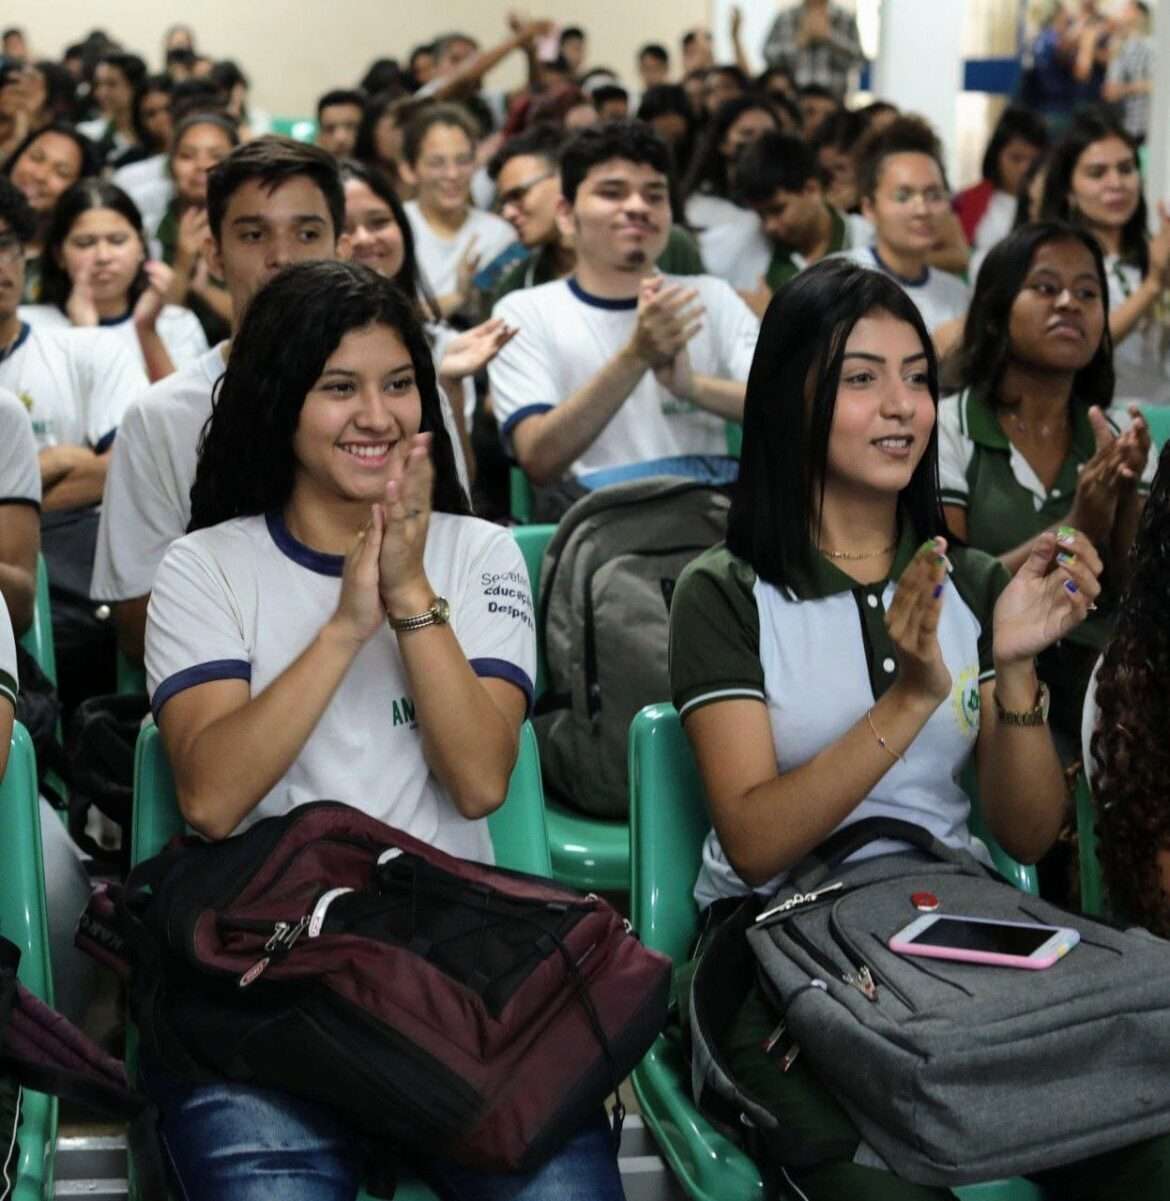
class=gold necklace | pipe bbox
[821,542,897,561]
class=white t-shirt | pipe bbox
[21,304,209,375]
[0,594,15,714]
[91,341,470,603]
[0,387,40,506]
[405,202,516,300]
[0,323,146,451]
[685,194,772,290]
[112,155,174,253]
[489,274,760,479]
[1105,255,1170,406]
[146,510,537,859]
[832,245,970,335]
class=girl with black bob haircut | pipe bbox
[1091,441,1170,935]
[941,222,1152,747]
[189,260,467,529]
[29,179,207,379]
[147,259,621,1196]
[665,258,1170,1198]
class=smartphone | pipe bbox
[888,913,1080,970]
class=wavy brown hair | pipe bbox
[1092,441,1170,933]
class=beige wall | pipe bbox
[10,0,709,118]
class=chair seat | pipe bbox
[545,800,629,892]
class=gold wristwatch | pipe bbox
[387,596,450,633]
[993,681,1050,727]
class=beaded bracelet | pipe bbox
[865,708,903,763]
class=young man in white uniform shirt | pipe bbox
[0,179,146,513]
[832,116,970,339]
[489,121,759,492]
[91,137,354,665]
[0,386,40,635]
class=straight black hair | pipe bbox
[980,106,1049,188]
[956,221,1114,411]
[189,260,469,532]
[317,88,366,122]
[727,259,944,592]
[1040,110,1149,276]
[735,132,821,206]
[681,93,782,201]
[40,180,148,312]
[2,123,101,190]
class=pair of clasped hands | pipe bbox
[628,274,704,399]
[887,529,1101,708]
[332,433,436,648]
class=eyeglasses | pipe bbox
[496,170,557,212]
[0,235,23,264]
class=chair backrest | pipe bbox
[510,523,555,701]
[18,555,57,687]
[1143,404,1170,452]
[628,703,1039,967]
[132,721,553,876]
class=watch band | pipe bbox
[993,681,1050,727]
[387,596,449,633]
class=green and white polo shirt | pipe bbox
[669,524,1007,910]
[938,387,1156,649]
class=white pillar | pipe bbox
[872,0,965,186]
[1146,3,1170,216]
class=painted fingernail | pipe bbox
[932,583,944,598]
[1065,579,1079,595]
[1057,525,1077,545]
[1087,603,1099,612]
[1056,550,1077,566]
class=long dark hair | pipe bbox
[1092,441,1170,934]
[727,259,944,591]
[1,123,100,189]
[40,180,148,312]
[1040,110,1149,275]
[980,105,1048,188]
[681,93,781,201]
[189,260,469,532]
[338,158,440,323]
[956,222,1114,410]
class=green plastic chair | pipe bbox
[509,466,534,525]
[1074,771,1107,920]
[0,723,58,1201]
[18,555,56,687]
[1142,404,1170,452]
[628,703,1042,1201]
[268,116,318,143]
[511,523,630,893]
[116,650,147,696]
[128,720,551,1200]
[725,421,742,458]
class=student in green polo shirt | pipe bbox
[669,256,1170,1200]
[735,129,870,317]
[940,221,1154,749]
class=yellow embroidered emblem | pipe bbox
[951,665,980,738]
[18,391,33,412]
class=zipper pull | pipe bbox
[762,1019,787,1054]
[755,880,844,925]
[781,1043,802,1072]
[845,964,878,1002]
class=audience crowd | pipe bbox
[2,4,1170,1199]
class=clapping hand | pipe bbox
[886,538,952,707]
[630,275,704,369]
[378,432,435,620]
[133,260,175,330]
[439,317,518,379]
[65,262,99,327]
[992,529,1102,667]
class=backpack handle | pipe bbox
[790,817,975,892]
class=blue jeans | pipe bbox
[140,1054,626,1201]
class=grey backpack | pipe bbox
[535,477,729,818]
[691,818,1170,1188]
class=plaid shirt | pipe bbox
[1106,34,1154,140]
[762,4,865,99]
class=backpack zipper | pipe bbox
[827,904,917,1011]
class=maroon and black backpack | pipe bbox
[114,800,671,1177]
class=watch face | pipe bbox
[434,596,450,624]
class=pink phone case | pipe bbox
[886,938,1064,970]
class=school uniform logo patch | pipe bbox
[951,666,980,739]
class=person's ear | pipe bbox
[554,195,575,242]
[336,231,353,261]
[399,159,418,189]
[203,231,225,280]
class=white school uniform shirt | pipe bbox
[0,594,15,714]
[146,510,537,858]
[0,387,41,506]
[1104,255,1170,406]
[0,322,146,451]
[684,194,772,290]
[91,341,471,604]
[21,304,209,375]
[832,245,970,335]
[404,202,516,300]
[112,155,174,253]
[489,274,760,479]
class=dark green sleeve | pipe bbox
[658,226,705,276]
[489,258,529,310]
[669,546,764,719]
[949,547,1010,681]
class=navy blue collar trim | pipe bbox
[98,309,133,327]
[0,322,31,364]
[870,246,929,288]
[265,510,344,577]
[568,276,638,310]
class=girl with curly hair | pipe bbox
[1088,440,1170,933]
